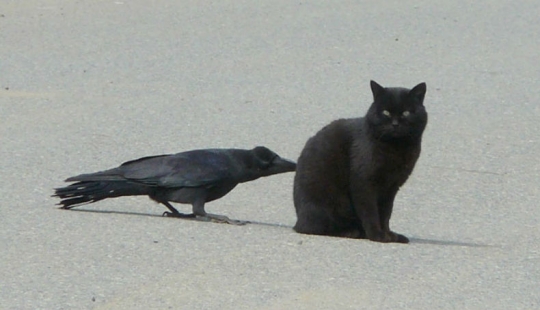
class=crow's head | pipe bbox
[250,146,297,177]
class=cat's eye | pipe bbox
[382,110,391,117]
[402,111,410,117]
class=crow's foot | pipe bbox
[162,211,196,218]
[199,213,248,225]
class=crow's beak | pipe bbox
[271,156,297,173]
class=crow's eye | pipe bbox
[402,111,410,117]
[260,160,272,169]
[382,110,391,117]
[261,155,279,169]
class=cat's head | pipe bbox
[365,80,428,143]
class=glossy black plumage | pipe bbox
[53,146,296,224]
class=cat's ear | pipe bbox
[410,82,427,102]
[370,80,385,99]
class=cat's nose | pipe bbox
[392,119,399,127]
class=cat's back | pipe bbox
[293,117,364,225]
[295,117,365,194]
[297,117,362,164]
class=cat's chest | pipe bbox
[375,144,418,165]
[374,145,419,183]
[351,141,420,186]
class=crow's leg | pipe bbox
[192,200,247,225]
[161,201,196,218]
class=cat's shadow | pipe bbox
[62,208,491,248]
[407,237,492,248]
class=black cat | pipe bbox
[293,81,427,243]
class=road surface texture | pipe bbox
[1,1,539,309]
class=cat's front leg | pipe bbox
[378,187,409,243]
[350,188,392,242]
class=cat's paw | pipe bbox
[367,231,393,243]
[368,231,409,243]
[389,231,409,244]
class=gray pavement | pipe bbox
[1,0,539,309]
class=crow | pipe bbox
[53,146,296,225]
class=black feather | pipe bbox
[53,147,296,224]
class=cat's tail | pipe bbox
[52,181,149,209]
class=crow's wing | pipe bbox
[65,149,235,187]
[118,149,234,188]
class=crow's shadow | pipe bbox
[60,208,292,228]
[61,208,492,247]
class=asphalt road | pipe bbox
[1,1,539,309]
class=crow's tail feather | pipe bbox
[52,181,148,209]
